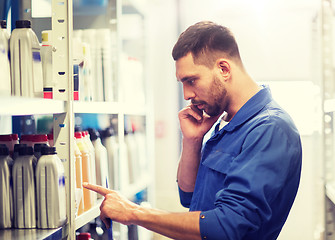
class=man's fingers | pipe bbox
[100,212,111,229]
[82,182,112,196]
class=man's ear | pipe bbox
[217,59,231,80]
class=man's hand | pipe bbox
[83,182,139,228]
[178,104,220,141]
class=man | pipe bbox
[84,21,302,240]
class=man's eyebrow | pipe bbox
[178,76,196,83]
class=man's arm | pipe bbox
[177,104,220,192]
[83,183,202,240]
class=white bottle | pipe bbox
[41,30,53,99]
[0,20,11,96]
[10,20,43,98]
[36,146,67,229]
[100,128,119,189]
[12,146,37,228]
[87,128,109,196]
[96,29,114,102]
[0,145,13,229]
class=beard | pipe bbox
[192,75,227,117]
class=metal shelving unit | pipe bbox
[322,0,335,239]
[0,0,154,239]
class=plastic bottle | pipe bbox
[12,146,37,228]
[0,20,11,96]
[36,146,67,228]
[10,20,43,98]
[124,129,139,184]
[87,128,109,196]
[96,29,114,102]
[74,138,84,216]
[0,145,13,229]
[75,132,93,211]
[83,131,96,202]
[41,30,54,99]
[100,128,119,189]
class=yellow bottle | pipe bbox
[75,132,93,211]
[74,137,84,216]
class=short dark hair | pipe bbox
[172,21,242,68]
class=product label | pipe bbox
[32,50,44,94]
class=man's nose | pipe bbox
[183,85,195,101]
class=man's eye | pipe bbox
[188,79,195,85]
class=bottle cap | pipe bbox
[0,20,6,29]
[41,146,57,155]
[14,143,27,152]
[76,233,91,240]
[87,128,99,141]
[15,20,31,28]
[0,144,9,155]
[34,143,48,153]
[20,134,33,142]
[11,134,19,141]
[32,134,48,142]
[47,133,53,140]
[0,134,12,141]
[18,146,34,156]
[75,132,82,139]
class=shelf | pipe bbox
[326,183,335,205]
[0,224,68,240]
[0,97,65,116]
[73,101,147,115]
[73,101,120,114]
[123,103,147,116]
[75,199,103,230]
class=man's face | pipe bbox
[176,53,227,117]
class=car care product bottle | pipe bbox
[12,146,37,228]
[83,130,96,202]
[0,145,13,228]
[87,128,109,197]
[36,146,67,228]
[41,30,54,99]
[10,20,43,98]
[100,128,119,189]
[0,20,11,96]
[75,132,93,211]
[74,137,84,216]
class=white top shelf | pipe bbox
[0,97,65,116]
